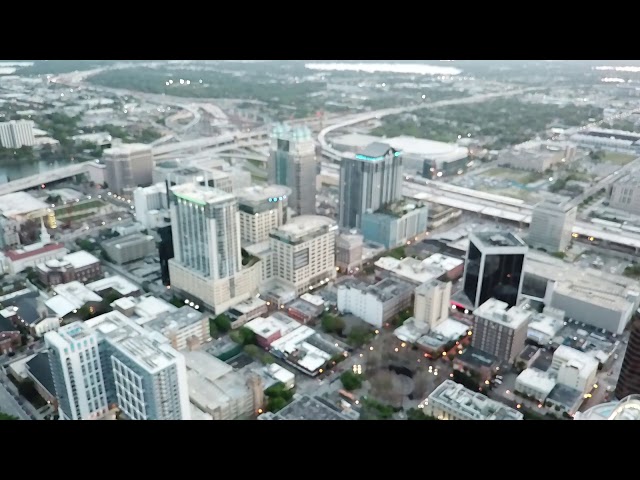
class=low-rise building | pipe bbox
[337,277,414,328]
[185,350,263,420]
[517,344,542,369]
[515,368,557,402]
[335,231,363,273]
[497,141,572,172]
[226,297,269,329]
[45,281,103,318]
[374,256,448,286]
[545,384,584,417]
[550,280,634,335]
[36,250,102,286]
[527,307,565,346]
[259,394,353,420]
[101,233,156,265]
[133,183,169,228]
[244,315,299,348]
[25,352,57,408]
[286,294,325,324]
[86,275,142,298]
[1,242,67,275]
[452,346,500,383]
[144,306,209,351]
[361,202,428,249]
[550,345,599,396]
[263,363,296,390]
[0,310,21,354]
[608,175,640,215]
[423,379,523,420]
[269,325,345,376]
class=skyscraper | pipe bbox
[616,313,640,400]
[168,183,260,313]
[45,323,110,420]
[527,198,577,253]
[0,120,36,148]
[338,142,403,230]
[414,280,452,331]
[103,144,154,195]
[463,231,528,309]
[268,124,317,215]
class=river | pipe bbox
[0,159,73,184]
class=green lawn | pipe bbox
[482,167,543,184]
[602,152,636,166]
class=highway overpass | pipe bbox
[0,161,95,196]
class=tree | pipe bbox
[243,344,261,358]
[0,412,19,420]
[321,314,345,335]
[406,408,436,420]
[238,327,256,345]
[340,371,363,391]
[347,326,372,347]
[267,396,287,413]
[213,314,232,333]
[102,291,122,305]
[412,370,431,399]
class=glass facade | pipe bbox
[464,240,525,308]
[616,316,640,400]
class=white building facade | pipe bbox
[0,120,36,148]
[413,280,451,331]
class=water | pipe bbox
[0,159,73,184]
[304,62,462,76]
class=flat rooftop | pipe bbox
[101,233,155,249]
[0,191,49,218]
[245,315,292,340]
[374,256,446,285]
[427,379,523,420]
[474,299,533,330]
[61,250,101,269]
[340,276,414,303]
[472,231,527,249]
[547,384,584,410]
[271,215,337,243]
[86,275,140,296]
[103,143,151,156]
[456,346,499,369]
[553,281,634,313]
[170,183,236,206]
[237,185,292,205]
[229,296,268,315]
[271,395,351,420]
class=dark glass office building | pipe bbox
[615,314,640,400]
[463,231,528,309]
[158,225,174,285]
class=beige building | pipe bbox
[168,183,261,314]
[497,141,575,173]
[101,233,156,264]
[270,215,337,296]
[103,143,154,195]
[472,298,532,364]
[185,350,263,420]
[335,231,363,273]
[143,306,209,351]
[414,280,451,331]
[237,185,291,245]
[608,175,640,215]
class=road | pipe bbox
[318,87,543,154]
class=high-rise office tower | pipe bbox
[103,144,154,195]
[338,142,403,230]
[168,183,260,313]
[527,198,577,253]
[463,231,528,309]
[0,120,36,148]
[45,323,110,420]
[237,185,291,245]
[414,280,452,331]
[268,124,317,215]
[616,314,640,400]
[270,215,337,296]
